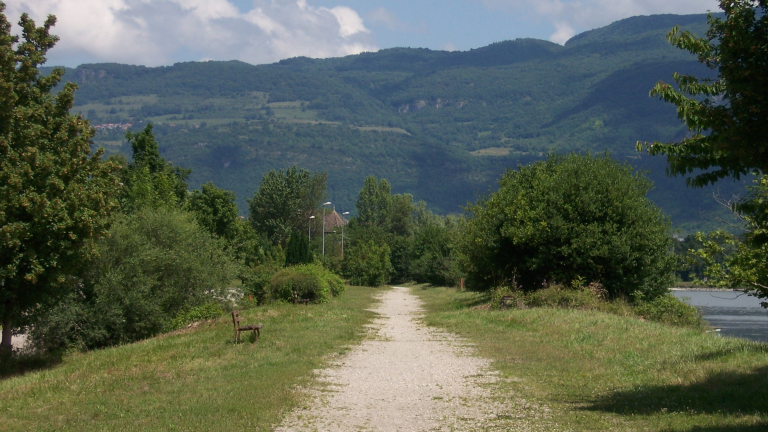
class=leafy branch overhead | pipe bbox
[638,0,768,187]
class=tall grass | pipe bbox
[414,286,768,431]
[0,285,379,431]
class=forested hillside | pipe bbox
[51,12,743,232]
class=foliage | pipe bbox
[691,177,768,304]
[241,260,284,304]
[634,293,704,328]
[248,166,327,245]
[119,123,190,211]
[29,207,239,351]
[166,302,224,332]
[187,181,239,240]
[525,282,608,310]
[285,230,312,266]
[0,6,120,353]
[268,263,345,303]
[458,152,675,298]
[638,0,768,187]
[344,240,393,287]
[409,213,462,286]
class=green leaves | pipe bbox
[639,0,768,187]
[0,3,120,349]
[458,153,674,298]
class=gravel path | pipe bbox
[275,286,549,431]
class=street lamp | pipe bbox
[308,215,315,242]
[322,201,331,256]
[341,211,350,259]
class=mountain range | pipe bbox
[49,12,745,233]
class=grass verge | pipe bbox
[0,285,379,432]
[412,285,768,431]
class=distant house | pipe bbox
[324,210,349,233]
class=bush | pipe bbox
[30,208,239,351]
[242,261,284,304]
[344,240,393,287]
[268,263,345,303]
[167,302,224,332]
[526,283,606,310]
[634,294,704,328]
[458,152,674,299]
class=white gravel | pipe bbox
[275,286,550,432]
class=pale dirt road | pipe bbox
[274,286,550,432]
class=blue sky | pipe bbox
[7,0,719,67]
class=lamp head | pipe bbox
[343,212,350,215]
[323,201,331,206]
[309,215,315,219]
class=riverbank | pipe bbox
[413,285,768,431]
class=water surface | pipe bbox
[672,290,768,343]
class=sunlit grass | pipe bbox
[0,286,380,432]
[413,285,768,431]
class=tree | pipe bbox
[457,153,674,298]
[119,124,190,211]
[0,6,120,353]
[285,231,312,266]
[637,0,768,187]
[356,176,391,228]
[248,166,327,244]
[639,1,768,305]
[30,207,239,350]
[187,182,239,240]
[344,240,393,287]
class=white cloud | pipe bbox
[549,21,574,45]
[5,0,377,66]
[366,7,427,34]
[472,0,720,44]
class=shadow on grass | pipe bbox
[583,365,768,417]
[0,350,64,380]
[664,425,768,432]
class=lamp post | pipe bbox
[308,215,315,242]
[341,211,350,259]
[322,201,331,256]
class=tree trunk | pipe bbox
[0,300,12,354]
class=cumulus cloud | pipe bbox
[472,0,719,44]
[5,0,377,66]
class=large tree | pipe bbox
[0,6,120,353]
[457,153,674,298]
[248,166,327,244]
[638,0,768,186]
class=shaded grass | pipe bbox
[0,285,379,432]
[413,286,768,431]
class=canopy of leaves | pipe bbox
[639,0,768,187]
[187,181,239,240]
[30,207,240,351]
[0,5,120,351]
[458,153,674,298]
[248,166,327,244]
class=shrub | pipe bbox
[458,152,674,299]
[242,261,284,304]
[167,302,224,332]
[526,283,606,310]
[268,263,345,303]
[634,294,705,328]
[30,208,239,351]
[344,240,393,287]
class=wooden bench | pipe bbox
[293,291,309,306]
[231,310,263,344]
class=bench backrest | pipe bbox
[231,310,241,328]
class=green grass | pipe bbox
[412,286,768,431]
[0,285,380,432]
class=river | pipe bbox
[672,290,768,343]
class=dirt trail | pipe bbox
[275,286,548,431]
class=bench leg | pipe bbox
[253,329,259,343]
